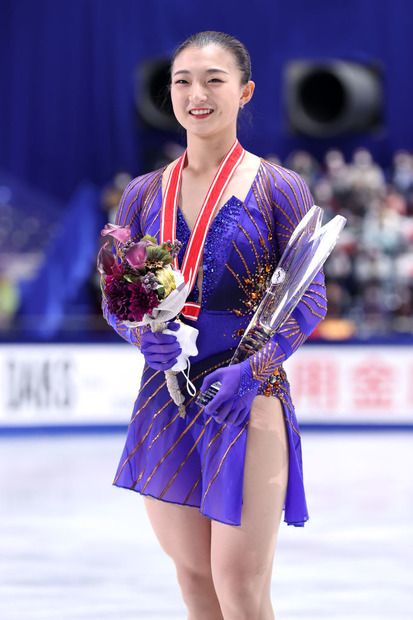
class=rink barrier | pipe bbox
[0,423,413,436]
[0,343,412,429]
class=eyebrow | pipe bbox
[173,68,229,76]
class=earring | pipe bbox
[239,102,245,110]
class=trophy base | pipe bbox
[231,324,273,365]
[196,325,273,407]
[196,381,222,407]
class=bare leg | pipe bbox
[210,396,289,620]
[144,497,224,620]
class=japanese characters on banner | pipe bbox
[0,344,412,426]
[284,346,413,423]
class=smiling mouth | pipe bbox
[189,109,214,118]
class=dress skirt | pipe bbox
[113,347,309,527]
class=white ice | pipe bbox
[0,431,412,619]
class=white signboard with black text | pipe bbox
[0,344,412,427]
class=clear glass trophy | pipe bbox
[196,206,346,407]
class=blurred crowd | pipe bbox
[279,147,413,339]
[1,147,413,340]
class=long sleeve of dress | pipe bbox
[101,173,159,348]
[245,165,327,384]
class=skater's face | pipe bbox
[170,44,254,139]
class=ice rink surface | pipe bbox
[0,430,412,620]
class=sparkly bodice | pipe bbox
[176,197,243,307]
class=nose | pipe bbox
[189,81,207,103]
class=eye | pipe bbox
[174,79,189,85]
[208,78,223,83]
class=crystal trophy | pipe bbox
[196,206,346,407]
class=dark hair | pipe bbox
[171,31,251,85]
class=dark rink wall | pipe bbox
[1,0,412,201]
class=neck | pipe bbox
[185,131,238,173]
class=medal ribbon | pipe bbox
[161,139,245,321]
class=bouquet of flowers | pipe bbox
[98,224,198,417]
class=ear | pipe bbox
[240,80,255,106]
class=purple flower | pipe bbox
[101,223,131,243]
[106,277,134,321]
[124,239,155,270]
[97,241,125,277]
[129,279,159,322]
[97,241,116,276]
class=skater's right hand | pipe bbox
[140,322,181,370]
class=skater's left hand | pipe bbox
[199,363,260,426]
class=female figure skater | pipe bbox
[102,31,326,620]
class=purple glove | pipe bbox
[199,361,261,426]
[140,322,181,370]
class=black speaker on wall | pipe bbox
[285,60,383,137]
[135,58,179,132]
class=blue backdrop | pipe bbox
[1,0,412,201]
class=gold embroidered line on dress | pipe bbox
[183,422,226,505]
[288,169,311,213]
[118,177,142,220]
[297,170,313,211]
[242,204,268,251]
[114,396,175,485]
[141,173,162,227]
[200,420,249,512]
[299,298,327,319]
[265,162,305,223]
[117,352,232,487]
[301,294,328,312]
[257,164,273,209]
[231,240,252,278]
[237,224,260,263]
[159,420,211,498]
[116,171,161,241]
[271,199,296,237]
[131,357,234,491]
[279,385,301,437]
[117,188,141,231]
[305,286,328,303]
[252,175,273,229]
[249,346,284,382]
[279,325,301,338]
[140,408,205,493]
[224,263,250,296]
[128,375,168,426]
[130,408,182,489]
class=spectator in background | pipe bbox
[283,146,413,338]
[324,149,351,212]
[285,149,320,188]
[347,147,386,215]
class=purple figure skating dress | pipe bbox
[102,159,327,527]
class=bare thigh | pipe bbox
[144,497,225,618]
[144,497,212,570]
[211,395,289,586]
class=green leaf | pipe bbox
[146,245,172,263]
[143,234,157,244]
